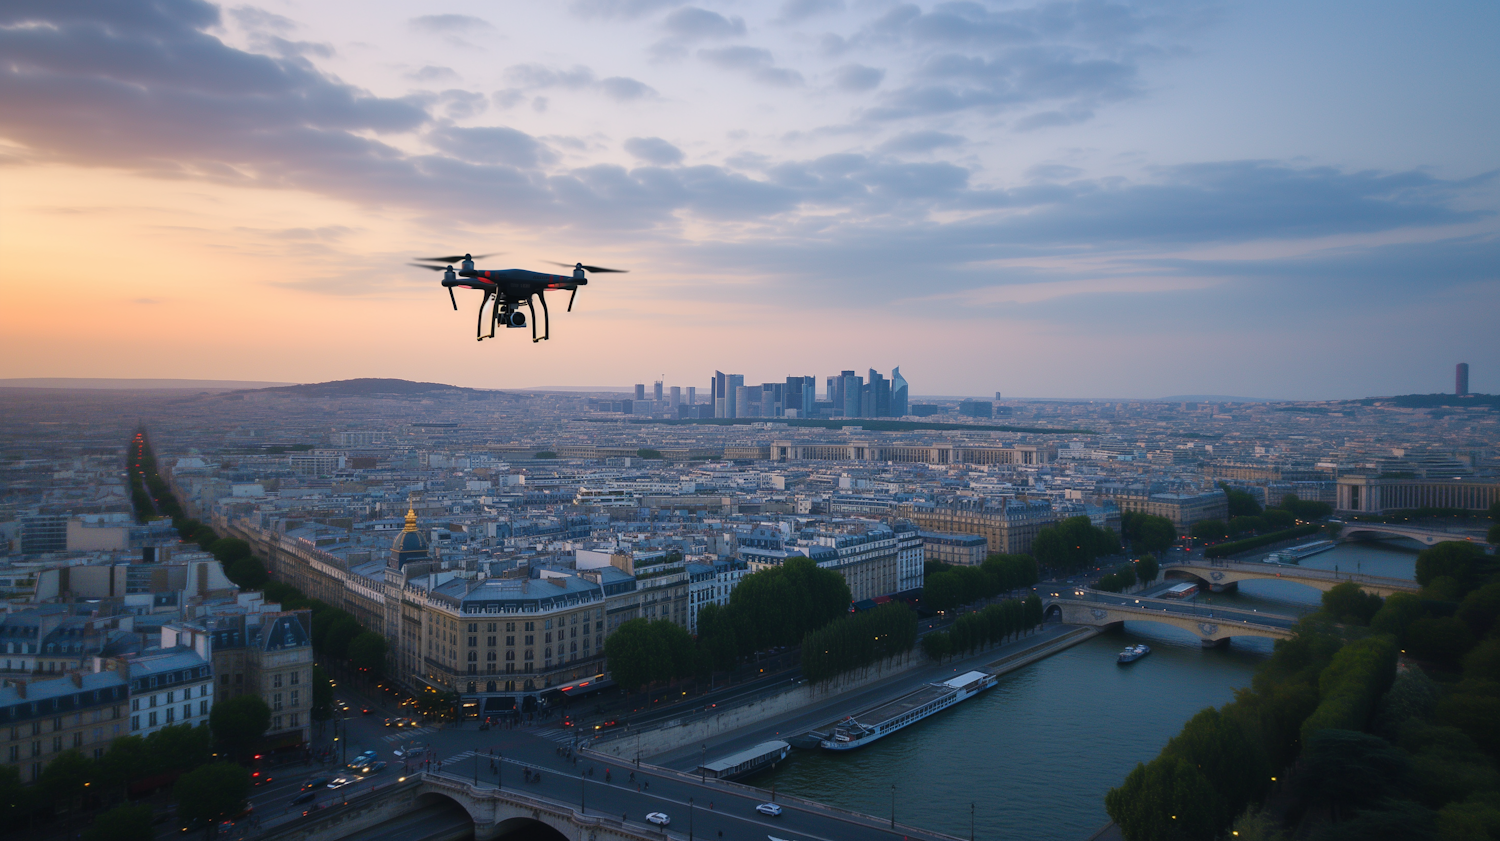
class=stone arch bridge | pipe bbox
[259,775,654,841]
[1043,595,1295,647]
[1332,522,1489,547]
[1162,560,1421,597]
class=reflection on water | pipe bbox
[749,541,1420,841]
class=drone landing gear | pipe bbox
[531,293,551,343]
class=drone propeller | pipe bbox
[414,252,501,264]
[544,261,628,274]
[408,262,449,271]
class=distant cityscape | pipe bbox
[592,367,1002,419]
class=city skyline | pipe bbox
[1,1,1497,399]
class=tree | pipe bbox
[1191,519,1228,541]
[311,665,335,721]
[1415,541,1491,595]
[1369,592,1427,646]
[1223,487,1263,518]
[1405,616,1475,670]
[96,735,149,801]
[0,765,20,823]
[145,724,212,776]
[1135,516,1177,554]
[322,614,362,661]
[1299,730,1411,821]
[210,694,270,760]
[1321,582,1383,626]
[225,556,268,589]
[1490,522,1500,546]
[83,803,154,841]
[173,763,250,828]
[921,632,951,662]
[923,571,963,613]
[348,631,388,674]
[604,619,660,693]
[1105,757,1219,841]
[209,538,252,564]
[1137,555,1159,587]
[39,749,94,812]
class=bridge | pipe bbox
[261,749,966,841]
[1162,560,1422,597]
[1043,590,1296,646]
[1331,521,1490,547]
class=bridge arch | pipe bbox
[415,791,481,824]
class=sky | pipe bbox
[1,0,1497,400]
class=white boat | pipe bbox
[819,671,996,751]
[1117,644,1150,664]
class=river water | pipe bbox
[746,541,1421,841]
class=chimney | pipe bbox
[70,672,83,688]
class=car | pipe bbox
[355,760,387,775]
[251,770,273,786]
[302,778,330,791]
[360,706,373,715]
[755,803,783,817]
[290,790,317,806]
[384,718,397,728]
[645,812,670,826]
[356,750,378,763]
[217,820,235,837]
[302,804,324,817]
[327,775,357,789]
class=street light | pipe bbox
[971,802,975,841]
[580,770,586,815]
[890,783,896,829]
[689,797,694,841]
[700,744,707,782]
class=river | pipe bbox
[745,540,1421,841]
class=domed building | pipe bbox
[388,508,429,569]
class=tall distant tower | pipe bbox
[634,383,646,400]
[1456,362,1470,396]
[891,367,909,417]
[654,380,664,401]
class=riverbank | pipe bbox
[630,623,1096,770]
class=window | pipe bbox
[149,695,157,708]
[524,622,534,632]
[524,650,533,662]
[524,635,534,646]
[166,691,174,704]
[290,671,300,686]
[131,716,139,732]
[467,665,477,675]
[289,713,299,728]
[486,636,496,647]
[273,674,283,689]
[506,636,514,646]
[52,717,62,732]
[165,708,175,723]
[273,693,283,712]
[290,690,299,706]
[200,700,208,716]
[468,623,477,633]
[486,623,497,632]
[485,651,496,661]
[273,715,283,731]
[506,622,515,632]
[183,705,191,720]
[73,732,82,748]
[468,636,476,647]
[31,742,40,758]
[467,651,477,662]
[545,632,552,644]
[131,699,140,712]
[505,651,514,661]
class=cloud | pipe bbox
[698,47,804,86]
[624,137,684,166]
[407,65,460,83]
[428,126,556,168]
[229,6,297,33]
[435,90,488,120]
[501,64,657,101]
[1026,163,1083,180]
[775,0,843,25]
[877,130,964,155]
[833,63,884,92]
[569,0,681,19]
[408,14,495,34]
[661,7,745,40]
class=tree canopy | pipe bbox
[210,694,270,759]
[173,763,250,828]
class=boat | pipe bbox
[1264,540,1336,565]
[1117,644,1150,664]
[819,670,996,751]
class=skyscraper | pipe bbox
[842,372,863,418]
[634,383,646,400]
[891,367,909,417]
[669,386,681,408]
[686,386,696,405]
[654,381,664,401]
[1457,363,1470,396]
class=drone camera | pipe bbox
[506,311,527,328]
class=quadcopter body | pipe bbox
[409,253,626,342]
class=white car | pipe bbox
[645,812,671,826]
[326,775,357,789]
[756,803,783,817]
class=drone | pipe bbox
[409,253,626,342]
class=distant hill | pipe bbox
[1354,393,1498,409]
[0,377,295,390]
[255,378,502,398]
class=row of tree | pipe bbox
[919,595,1043,662]
[693,556,851,672]
[1030,515,1123,573]
[1093,556,1159,592]
[800,602,919,683]
[1119,512,1176,553]
[922,553,1038,613]
[601,618,696,692]
[1106,537,1500,840]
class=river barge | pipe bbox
[1117,644,1150,664]
[819,670,996,751]
[1265,539,1336,565]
